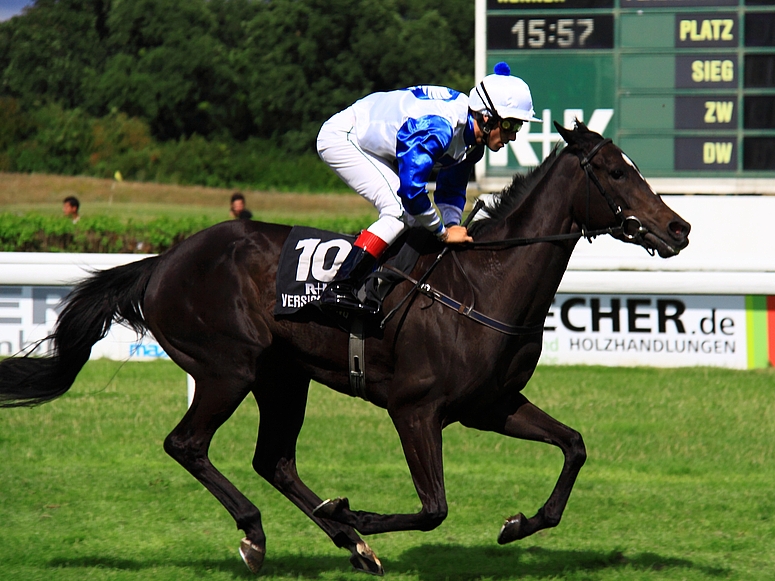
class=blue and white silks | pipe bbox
[350,86,483,234]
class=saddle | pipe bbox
[274,226,431,400]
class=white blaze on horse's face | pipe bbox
[621,152,658,196]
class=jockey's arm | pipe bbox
[396,116,454,239]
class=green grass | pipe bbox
[1,201,375,227]
[1,361,774,580]
[1,203,376,235]
[0,172,380,235]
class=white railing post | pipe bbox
[187,374,195,408]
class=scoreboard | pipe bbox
[475,0,775,193]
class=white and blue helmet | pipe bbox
[468,62,541,123]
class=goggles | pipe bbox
[499,118,523,133]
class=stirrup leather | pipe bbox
[321,281,379,314]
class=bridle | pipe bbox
[379,136,654,332]
[467,136,650,250]
[578,138,650,247]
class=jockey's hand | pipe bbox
[442,225,473,244]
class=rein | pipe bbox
[379,137,639,333]
[464,225,621,249]
[467,138,639,249]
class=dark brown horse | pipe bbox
[0,122,689,575]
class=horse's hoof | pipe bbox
[313,497,350,519]
[239,537,266,574]
[349,540,384,576]
[497,513,527,545]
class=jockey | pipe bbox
[316,62,541,314]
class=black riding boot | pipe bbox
[319,246,378,314]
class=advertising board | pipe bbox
[541,293,774,369]
[2,283,770,370]
[0,284,166,361]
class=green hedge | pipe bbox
[0,213,215,253]
[0,213,372,253]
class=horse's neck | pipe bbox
[505,156,581,240]
[480,157,583,324]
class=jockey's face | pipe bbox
[476,115,519,151]
[488,123,518,151]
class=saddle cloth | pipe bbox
[274,226,427,317]
[274,226,356,316]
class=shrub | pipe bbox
[11,104,94,175]
[0,213,214,254]
[0,212,372,253]
[1,103,346,192]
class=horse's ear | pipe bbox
[554,121,575,146]
[574,119,590,133]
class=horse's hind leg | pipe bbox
[251,363,383,575]
[463,393,587,543]
[313,405,449,535]
[163,376,268,573]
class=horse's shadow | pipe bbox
[48,543,728,579]
[390,544,727,580]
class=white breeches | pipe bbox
[316,108,409,245]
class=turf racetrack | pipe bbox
[1,360,773,580]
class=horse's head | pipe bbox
[556,121,690,257]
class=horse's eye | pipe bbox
[610,169,625,180]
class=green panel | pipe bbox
[621,55,676,90]
[619,96,675,130]
[620,13,674,48]
[486,54,615,172]
[617,136,674,172]
[489,54,615,110]
[746,295,769,369]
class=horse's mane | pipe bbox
[467,121,605,237]
[468,145,561,237]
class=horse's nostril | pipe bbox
[670,220,689,239]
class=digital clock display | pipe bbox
[488,15,614,50]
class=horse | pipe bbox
[0,122,690,576]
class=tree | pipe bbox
[0,0,476,155]
[0,0,109,109]
[93,0,244,140]
[240,0,475,151]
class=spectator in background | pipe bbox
[229,192,253,220]
[63,196,80,224]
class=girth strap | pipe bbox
[348,317,367,400]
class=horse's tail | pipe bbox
[0,256,160,408]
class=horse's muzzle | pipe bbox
[646,217,690,258]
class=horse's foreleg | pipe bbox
[314,406,448,536]
[252,371,383,576]
[163,378,267,573]
[466,393,587,543]
[500,396,586,542]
